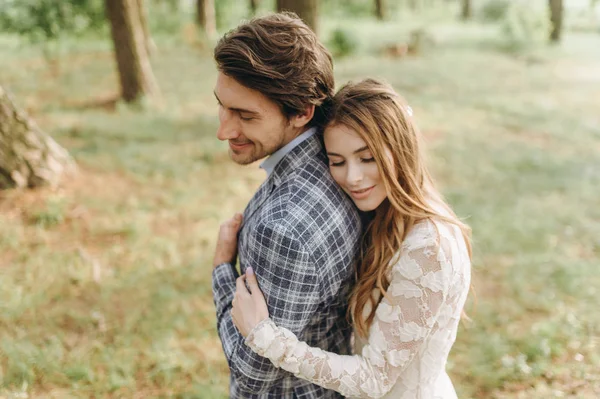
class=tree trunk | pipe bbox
[549,0,564,42]
[197,0,216,38]
[136,0,156,55]
[276,0,318,34]
[105,0,160,104]
[0,86,75,189]
[375,0,386,20]
[461,0,471,20]
[249,0,260,15]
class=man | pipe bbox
[211,13,361,398]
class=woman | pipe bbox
[217,79,472,398]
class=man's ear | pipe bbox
[290,104,315,129]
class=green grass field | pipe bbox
[1,7,600,399]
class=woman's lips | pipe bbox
[349,186,375,200]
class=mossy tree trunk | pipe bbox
[0,86,75,189]
[276,0,318,34]
[461,0,472,20]
[106,0,160,104]
[549,0,564,43]
[375,0,386,20]
[249,0,260,15]
[197,0,217,38]
[136,0,156,55]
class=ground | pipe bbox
[1,13,599,399]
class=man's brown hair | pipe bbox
[214,12,334,129]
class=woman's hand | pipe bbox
[213,213,243,268]
[232,267,269,337]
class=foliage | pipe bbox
[0,0,105,43]
[321,0,374,17]
[479,0,512,22]
[1,5,600,398]
[214,0,256,30]
[29,196,67,228]
[321,0,402,18]
[328,27,359,58]
[145,0,185,35]
[500,1,551,51]
[408,27,435,54]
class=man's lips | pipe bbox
[229,141,251,151]
[349,186,375,199]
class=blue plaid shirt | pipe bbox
[213,133,362,398]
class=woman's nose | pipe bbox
[346,163,363,185]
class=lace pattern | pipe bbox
[245,219,471,399]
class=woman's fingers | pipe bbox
[233,212,243,224]
[245,267,259,294]
[229,213,243,227]
[236,275,248,294]
[221,212,243,230]
[231,213,243,233]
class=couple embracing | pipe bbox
[211,12,471,399]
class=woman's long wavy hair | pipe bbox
[325,79,473,338]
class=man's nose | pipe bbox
[216,110,240,141]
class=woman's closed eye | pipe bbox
[330,157,374,167]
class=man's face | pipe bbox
[214,72,293,165]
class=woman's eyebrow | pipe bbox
[353,146,369,154]
[327,146,370,157]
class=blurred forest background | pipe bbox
[1,0,599,398]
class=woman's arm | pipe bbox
[242,223,466,398]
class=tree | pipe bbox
[375,0,386,20]
[136,0,155,55]
[197,0,216,38]
[276,0,318,33]
[549,0,564,42]
[105,0,160,104]
[249,0,260,15]
[461,0,472,20]
[0,86,75,189]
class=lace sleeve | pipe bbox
[244,223,465,398]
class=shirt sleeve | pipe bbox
[244,224,465,398]
[212,220,321,395]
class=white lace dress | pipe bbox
[244,219,471,399]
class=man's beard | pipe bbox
[229,135,288,165]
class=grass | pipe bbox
[1,7,600,399]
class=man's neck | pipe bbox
[260,127,317,176]
[281,126,310,148]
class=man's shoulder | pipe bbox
[256,161,360,249]
[284,158,352,208]
[273,162,355,213]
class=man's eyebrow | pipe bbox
[327,146,370,157]
[213,91,260,115]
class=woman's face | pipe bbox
[324,124,390,212]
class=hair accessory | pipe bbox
[405,106,413,117]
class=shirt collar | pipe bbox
[260,127,317,176]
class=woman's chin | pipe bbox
[353,200,382,212]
